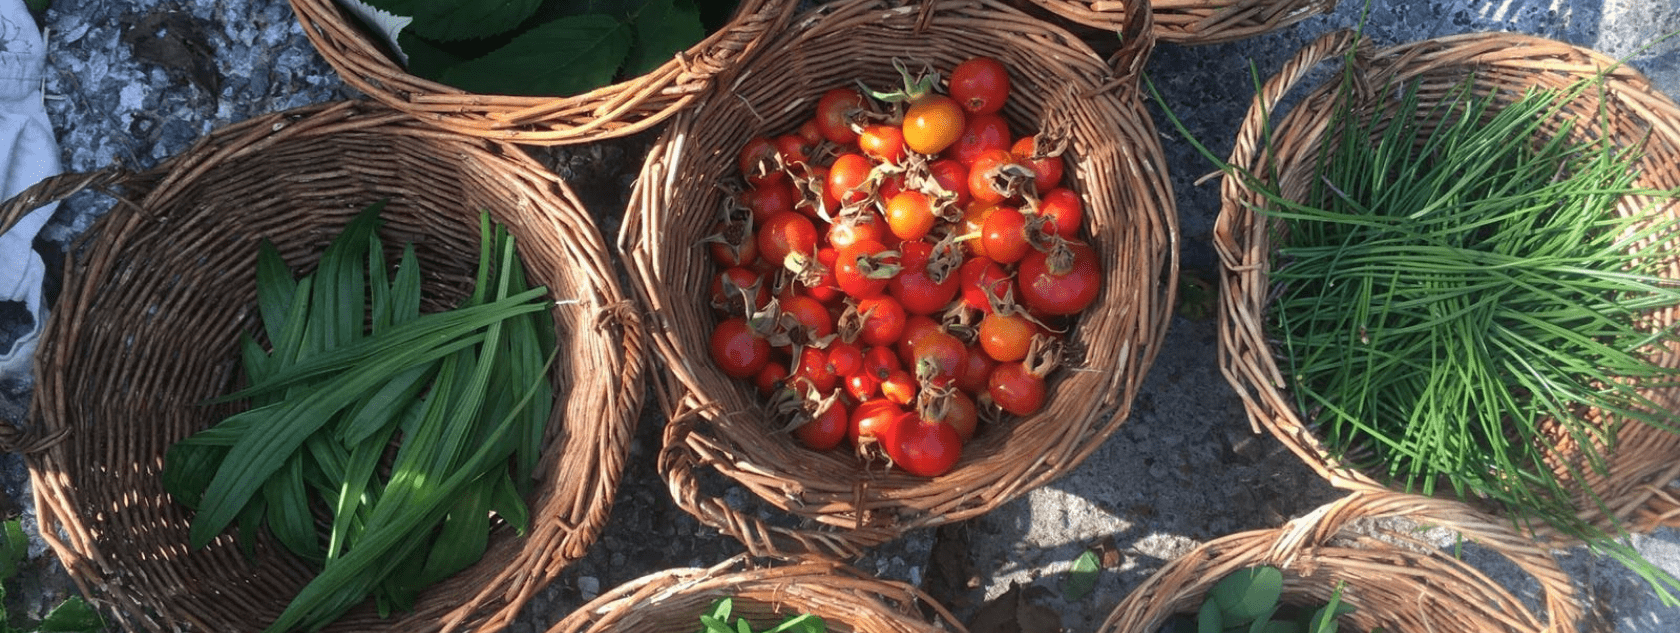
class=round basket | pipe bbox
[1214,29,1680,547]
[1098,491,1582,633]
[1015,0,1335,45]
[548,554,965,633]
[0,101,646,632]
[287,0,799,145]
[620,0,1178,557]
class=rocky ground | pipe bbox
[2,0,1679,632]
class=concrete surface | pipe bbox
[0,0,1677,632]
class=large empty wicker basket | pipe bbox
[288,0,798,145]
[0,101,645,632]
[621,0,1179,557]
[1215,30,1680,547]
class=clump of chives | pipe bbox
[1266,68,1680,598]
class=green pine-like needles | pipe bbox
[161,202,557,632]
[1263,71,1680,596]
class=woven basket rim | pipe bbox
[1213,29,1680,544]
[1021,0,1337,44]
[287,0,801,145]
[7,100,647,633]
[547,553,967,633]
[1098,490,1582,633]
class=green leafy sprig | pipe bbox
[162,202,557,632]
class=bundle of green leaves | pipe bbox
[353,0,741,96]
[1159,567,1374,633]
[162,202,557,632]
[1264,67,1680,600]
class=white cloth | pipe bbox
[0,0,62,381]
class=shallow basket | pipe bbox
[288,0,798,145]
[0,101,646,632]
[548,554,965,633]
[1017,0,1335,45]
[621,0,1179,557]
[1097,491,1581,633]
[1214,30,1680,546]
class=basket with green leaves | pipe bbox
[1098,491,1581,633]
[1206,28,1680,603]
[0,101,646,632]
[548,554,964,633]
[288,0,799,144]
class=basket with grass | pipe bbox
[287,0,799,145]
[0,100,646,632]
[1098,491,1581,633]
[1209,28,1680,601]
[1015,0,1335,45]
[549,554,965,633]
[620,0,1178,557]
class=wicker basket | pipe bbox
[1215,29,1680,547]
[1016,0,1335,45]
[620,0,1178,557]
[287,0,799,145]
[1098,491,1582,633]
[548,554,965,633]
[0,101,646,632]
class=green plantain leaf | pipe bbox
[405,0,544,42]
[622,0,704,77]
[438,14,631,97]
[1211,566,1284,624]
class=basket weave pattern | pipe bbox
[1021,0,1336,44]
[548,555,964,633]
[1,101,645,632]
[1099,491,1582,633]
[288,0,799,145]
[1214,30,1680,545]
[620,0,1178,557]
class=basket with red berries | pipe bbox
[621,0,1178,556]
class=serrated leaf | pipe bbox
[406,0,544,42]
[1063,549,1101,601]
[1211,566,1284,624]
[439,14,631,97]
[622,0,704,77]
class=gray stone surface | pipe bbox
[1,0,1677,632]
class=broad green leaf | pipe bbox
[263,353,554,633]
[263,452,324,564]
[766,614,826,633]
[622,0,704,77]
[1196,597,1223,633]
[1211,566,1284,624]
[36,595,106,632]
[439,14,631,97]
[397,30,468,86]
[189,331,488,550]
[488,469,532,536]
[1063,549,1101,601]
[0,519,27,580]
[1246,605,1280,633]
[253,240,298,346]
[417,476,494,583]
[406,0,544,43]
[707,598,733,620]
[161,441,232,508]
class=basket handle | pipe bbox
[658,400,900,560]
[0,168,137,455]
[1270,491,1582,633]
